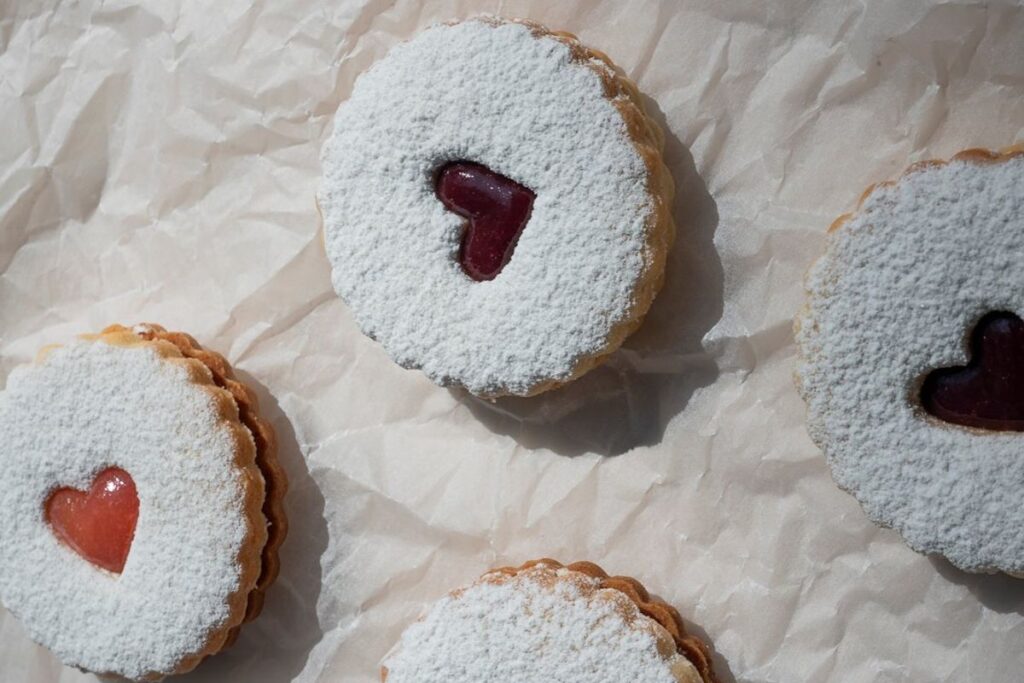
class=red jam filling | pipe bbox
[920,311,1024,431]
[45,467,139,574]
[436,162,535,281]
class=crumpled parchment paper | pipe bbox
[2,0,1023,681]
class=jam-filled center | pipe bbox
[45,467,139,574]
[920,311,1024,431]
[436,162,535,281]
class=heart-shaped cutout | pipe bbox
[45,467,139,573]
[436,162,535,281]
[920,311,1024,431]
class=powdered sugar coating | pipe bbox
[383,564,700,682]
[796,154,1024,573]
[0,338,253,679]
[319,19,654,396]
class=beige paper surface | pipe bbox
[1,0,1023,681]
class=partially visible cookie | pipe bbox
[0,324,287,680]
[795,146,1024,573]
[381,559,717,683]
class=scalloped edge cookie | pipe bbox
[319,16,676,398]
[381,559,717,683]
[795,144,1024,574]
[15,325,287,679]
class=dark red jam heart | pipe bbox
[46,467,139,573]
[920,311,1024,431]
[436,162,535,281]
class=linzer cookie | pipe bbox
[381,560,717,683]
[0,324,287,680]
[795,146,1024,573]
[319,17,674,397]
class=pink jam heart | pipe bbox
[46,467,139,573]
[436,162,535,281]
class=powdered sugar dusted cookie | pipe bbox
[382,560,717,683]
[319,17,674,397]
[796,147,1024,574]
[0,325,287,680]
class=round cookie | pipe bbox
[319,17,674,397]
[795,147,1024,573]
[0,325,287,680]
[381,559,717,683]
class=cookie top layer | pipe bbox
[796,150,1024,573]
[319,18,663,396]
[382,562,703,683]
[0,333,262,679]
